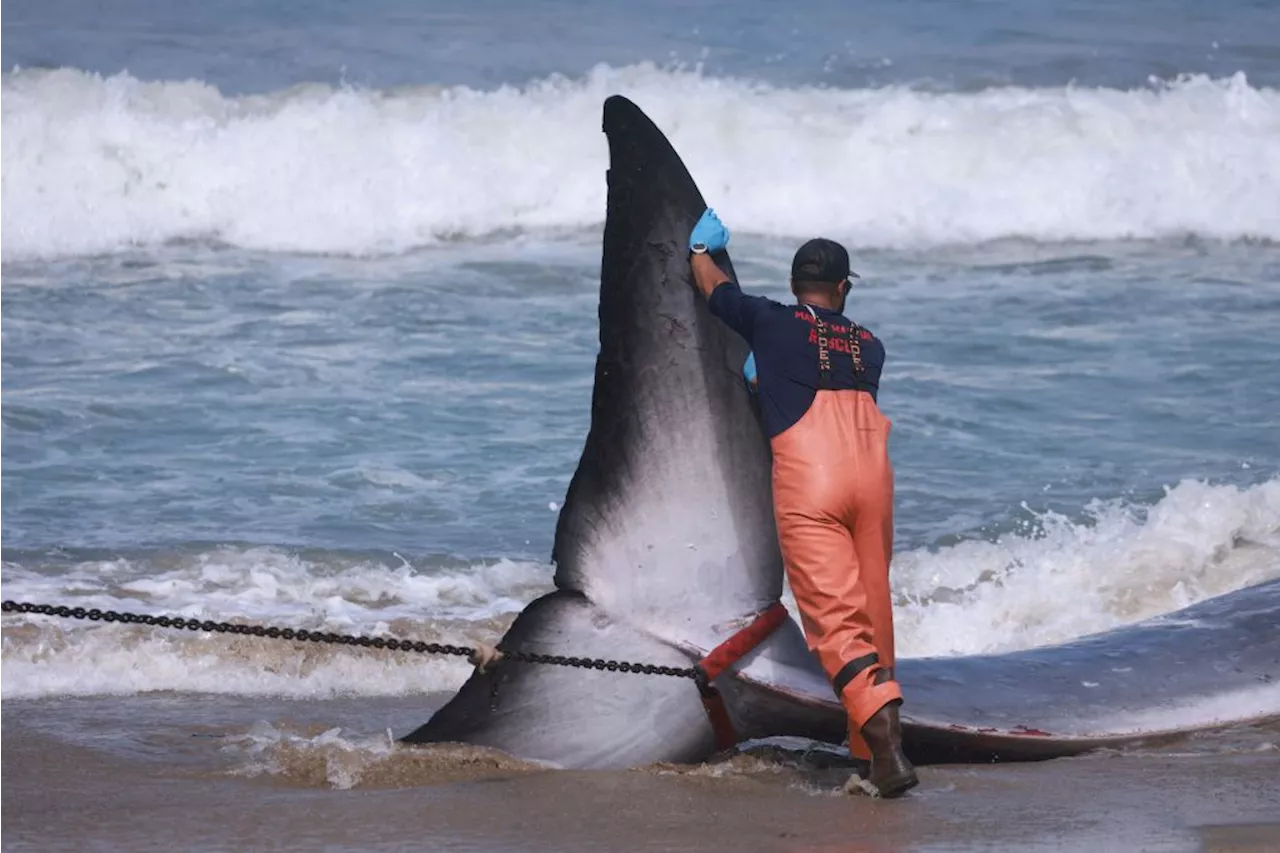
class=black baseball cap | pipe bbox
[791,238,859,283]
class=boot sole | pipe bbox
[874,770,919,799]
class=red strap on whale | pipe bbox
[694,601,788,752]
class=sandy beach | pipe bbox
[4,695,1277,852]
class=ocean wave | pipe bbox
[3,476,1277,699]
[3,64,1278,260]
[890,476,1280,657]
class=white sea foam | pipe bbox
[223,722,547,789]
[0,551,551,699]
[4,65,1278,260]
[889,477,1280,657]
[2,477,1277,699]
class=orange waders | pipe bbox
[770,307,901,760]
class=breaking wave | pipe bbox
[3,477,1277,699]
[4,64,1278,260]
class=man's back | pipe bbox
[707,281,886,438]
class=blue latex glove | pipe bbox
[743,351,758,392]
[689,208,730,253]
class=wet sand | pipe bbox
[3,698,1278,853]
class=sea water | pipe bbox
[3,0,1279,704]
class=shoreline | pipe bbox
[3,698,1277,853]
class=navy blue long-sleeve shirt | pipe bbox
[708,281,885,439]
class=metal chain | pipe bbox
[501,647,697,679]
[0,599,700,681]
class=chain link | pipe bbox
[0,599,700,681]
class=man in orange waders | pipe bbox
[688,208,918,798]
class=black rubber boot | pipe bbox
[860,699,918,798]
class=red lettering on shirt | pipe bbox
[798,311,876,343]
